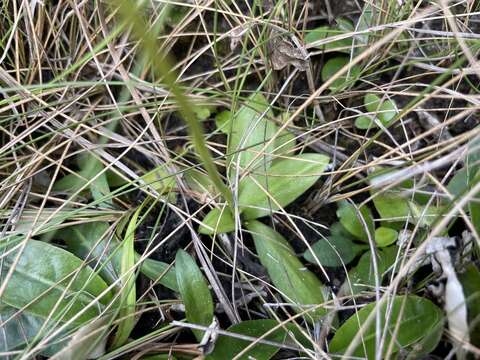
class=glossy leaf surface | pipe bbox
[329,295,444,358]
[61,221,120,285]
[1,240,112,324]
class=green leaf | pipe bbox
[304,23,353,53]
[215,110,232,133]
[193,105,212,121]
[226,93,277,177]
[374,227,398,247]
[469,170,480,238]
[273,129,296,157]
[364,94,397,126]
[137,255,178,292]
[466,135,480,178]
[51,316,110,360]
[458,264,480,346]
[60,222,121,285]
[0,305,53,353]
[0,305,82,357]
[106,169,129,187]
[142,163,177,194]
[354,115,375,129]
[247,221,326,322]
[140,355,177,360]
[329,295,444,359]
[343,246,398,295]
[165,3,189,26]
[408,201,445,227]
[1,240,113,324]
[207,319,310,360]
[111,208,142,348]
[336,201,374,242]
[199,207,235,235]
[239,153,330,219]
[54,155,111,204]
[372,192,410,224]
[175,250,214,341]
[184,167,220,200]
[355,2,374,47]
[447,167,469,198]
[303,234,366,267]
[321,57,361,91]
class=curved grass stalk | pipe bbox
[113,0,233,209]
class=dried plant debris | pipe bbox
[268,30,309,71]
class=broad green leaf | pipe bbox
[1,240,112,324]
[447,138,480,236]
[140,355,177,360]
[106,169,129,187]
[51,316,110,360]
[247,221,326,321]
[175,250,214,341]
[273,132,296,157]
[469,170,480,239]
[273,113,296,157]
[304,23,353,53]
[0,305,54,353]
[137,255,178,292]
[374,227,398,247]
[226,93,277,177]
[184,167,220,200]
[215,110,232,133]
[364,94,397,126]
[207,319,310,360]
[199,207,235,235]
[458,264,480,346]
[218,108,295,158]
[354,115,375,129]
[60,222,120,285]
[343,246,398,295]
[330,221,353,237]
[111,208,142,348]
[54,155,111,204]
[329,295,444,359]
[193,105,213,121]
[408,201,445,227]
[239,153,330,219]
[354,2,374,47]
[372,192,410,224]
[466,135,480,177]
[303,234,366,267]
[0,305,77,356]
[165,3,189,26]
[446,167,469,198]
[142,164,176,194]
[321,57,361,91]
[336,201,374,242]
